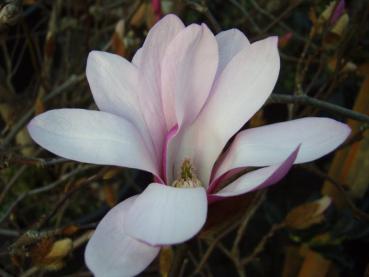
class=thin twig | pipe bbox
[301,164,369,222]
[0,228,19,237]
[1,74,85,148]
[267,94,369,123]
[231,191,266,255]
[0,165,96,224]
[19,230,94,277]
[241,222,285,266]
[192,218,243,275]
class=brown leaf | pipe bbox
[159,247,174,277]
[327,57,357,73]
[102,183,118,207]
[34,97,45,115]
[62,225,80,236]
[37,238,73,271]
[130,2,157,29]
[282,246,304,277]
[297,249,331,277]
[130,3,148,28]
[103,167,121,180]
[285,196,331,230]
[249,110,267,128]
[322,62,369,204]
[111,20,126,57]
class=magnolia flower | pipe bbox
[27,14,350,277]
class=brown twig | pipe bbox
[301,164,369,222]
[267,94,369,123]
[241,222,285,266]
[0,165,97,224]
[231,191,266,256]
[1,73,85,148]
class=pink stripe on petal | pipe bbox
[210,146,300,200]
[162,124,178,183]
[208,167,244,194]
[214,117,350,180]
[175,36,280,186]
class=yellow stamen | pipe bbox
[172,159,202,188]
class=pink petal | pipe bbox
[161,23,218,129]
[212,146,299,198]
[131,47,142,65]
[174,36,280,185]
[86,51,154,155]
[85,196,160,277]
[27,109,159,175]
[125,183,207,245]
[215,29,250,76]
[215,117,350,179]
[86,51,142,123]
[133,14,185,159]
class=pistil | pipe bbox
[172,159,202,188]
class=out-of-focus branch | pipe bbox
[0,0,22,31]
[241,222,285,266]
[0,164,96,224]
[0,74,85,148]
[268,93,369,124]
[185,0,221,33]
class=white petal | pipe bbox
[27,109,158,175]
[174,36,280,185]
[86,51,154,156]
[215,29,250,76]
[132,47,142,65]
[215,117,350,179]
[161,23,218,128]
[86,51,142,123]
[125,183,207,245]
[85,196,160,277]
[134,14,185,158]
[213,146,299,198]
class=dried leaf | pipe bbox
[102,183,118,207]
[285,196,332,230]
[249,110,267,128]
[330,13,349,37]
[322,63,369,203]
[297,248,331,277]
[37,238,73,271]
[31,238,54,264]
[316,0,349,42]
[130,2,156,29]
[282,246,304,277]
[62,225,80,236]
[34,97,45,115]
[44,238,73,260]
[103,167,121,180]
[111,20,126,57]
[130,3,148,28]
[159,247,174,277]
[327,57,357,73]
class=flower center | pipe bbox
[172,159,202,188]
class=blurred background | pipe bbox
[0,0,368,276]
